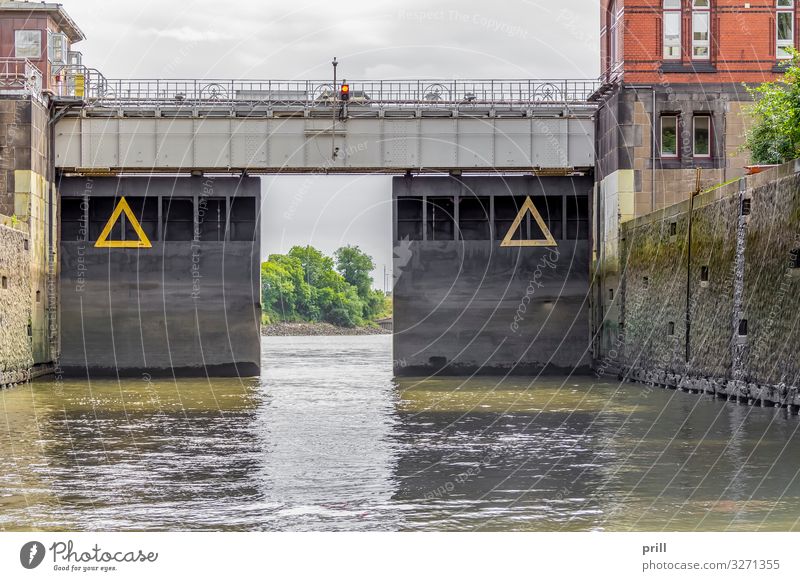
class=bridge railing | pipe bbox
[85,78,600,108]
[0,58,43,99]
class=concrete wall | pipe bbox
[393,175,593,376]
[616,159,800,408]
[0,220,33,386]
[58,176,261,377]
[0,96,55,367]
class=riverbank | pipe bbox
[262,322,390,336]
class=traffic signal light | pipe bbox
[340,82,350,101]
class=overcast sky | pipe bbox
[64,0,600,286]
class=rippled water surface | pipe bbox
[2,336,800,531]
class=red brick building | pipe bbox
[601,0,798,84]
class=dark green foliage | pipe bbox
[261,245,387,328]
[335,245,374,298]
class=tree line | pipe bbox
[261,245,389,327]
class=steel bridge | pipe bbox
[52,77,600,174]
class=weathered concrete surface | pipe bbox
[616,159,800,409]
[58,176,261,377]
[393,175,592,376]
[0,221,33,386]
[0,97,56,368]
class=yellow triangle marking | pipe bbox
[94,196,153,249]
[500,196,558,248]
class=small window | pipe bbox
[777,0,795,59]
[36,290,41,303]
[540,196,564,240]
[738,318,748,336]
[609,1,623,71]
[693,116,711,157]
[609,288,615,301]
[23,239,29,250]
[124,197,159,242]
[426,197,455,241]
[48,32,67,65]
[792,249,800,269]
[661,116,679,157]
[495,196,529,241]
[458,196,490,241]
[643,276,650,289]
[701,265,710,281]
[742,198,752,216]
[397,197,423,241]
[198,197,227,242]
[663,1,682,60]
[230,197,256,242]
[566,195,589,240]
[15,30,42,59]
[162,197,194,242]
[692,1,711,60]
[668,321,675,335]
[89,198,122,242]
[669,221,678,236]
[1,276,7,289]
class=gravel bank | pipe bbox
[262,322,390,336]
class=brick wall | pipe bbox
[601,0,798,84]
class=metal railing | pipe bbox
[53,64,108,99]
[0,58,43,98]
[83,78,601,109]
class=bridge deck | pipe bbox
[52,78,599,174]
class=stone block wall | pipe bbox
[0,221,33,386]
[616,159,800,408]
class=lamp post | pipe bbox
[331,57,338,162]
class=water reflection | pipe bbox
[1,336,799,531]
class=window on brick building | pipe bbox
[692,0,711,59]
[661,115,679,157]
[693,116,711,157]
[610,0,623,72]
[15,30,41,59]
[777,0,795,59]
[663,0,682,60]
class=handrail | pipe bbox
[82,78,601,108]
[0,58,43,98]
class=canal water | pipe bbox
[2,336,800,531]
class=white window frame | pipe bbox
[777,0,795,59]
[610,1,624,72]
[664,1,683,60]
[48,31,68,65]
[14,30,42,59]
[692,1,711,60]
[661,115,679,158]
[693,116,712,158]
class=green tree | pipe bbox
[315,285,364,328]
[745,50,800,164]
[261,254,313,322]
[335,245,375,299]
[261,260,297,320]
[288,246,335,288]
